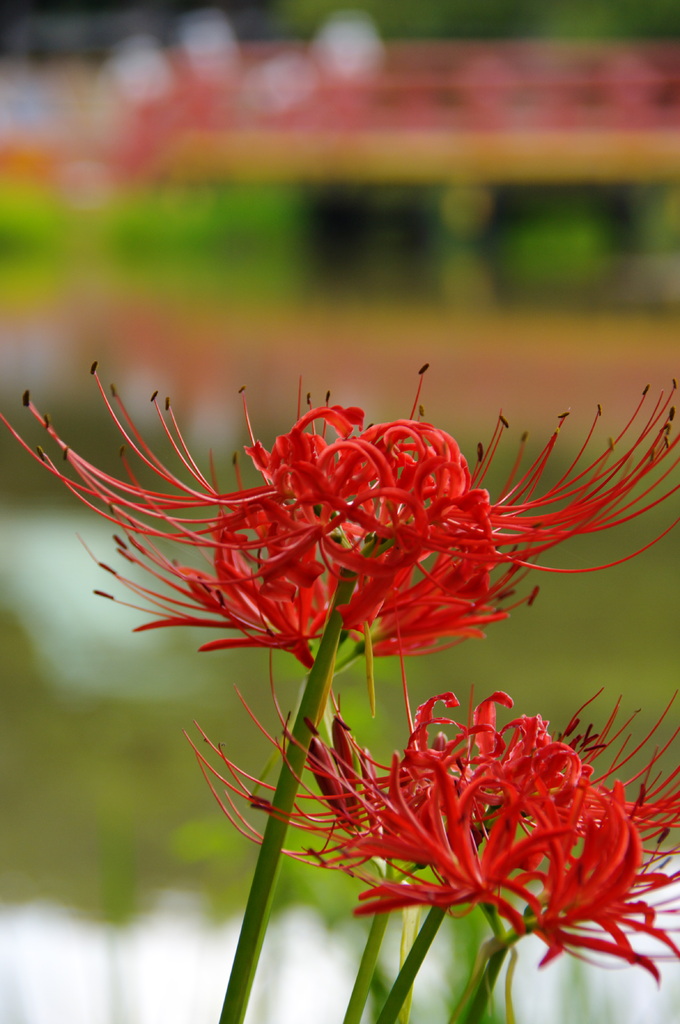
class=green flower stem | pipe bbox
[504,948,518,1024]
[374,906,447,1024]
[458,944,509,1024]
[447,939,489,1024]
[218,573,357,1024]
[448,909,517,1024]
[341,912,391,1024]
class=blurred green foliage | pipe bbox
[276,0,680,38]
[0,184,67,257]
[100,185,306,260]
[0,179,678,309]
[97,184,310,300]
[496,192,617,298]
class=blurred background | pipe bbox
[1,2,680,1022]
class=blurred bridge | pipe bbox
[3,41,680,189]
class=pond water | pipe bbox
[2,897,679,1024]
[0,233,679,1023]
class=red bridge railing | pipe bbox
[112,42,680,183]
[2,42,680,186]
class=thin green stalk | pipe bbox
[448,908,517,1024]
[375,906,447,1024]
[398,906,422,1024]
[218,574,357,1024]
[342,913,391,1024]
[458,945,509,1024]
[504,948,518,1024]
[447,938,495,1024]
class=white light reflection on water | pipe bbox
[0,898,355,1024]
[1,896,678,1024]
[0,510,219,698]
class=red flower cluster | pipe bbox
[5,370,679,667]
[197,691,680,978]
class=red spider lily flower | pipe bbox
[3,370,679,667]
[195,691,680,979]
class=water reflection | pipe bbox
[1,898,678,1024]
[0,511,185,696]
[1,274,679,435]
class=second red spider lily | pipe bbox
[195,688,680,1008]
[5,370,680,669]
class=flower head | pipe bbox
[197,690,680,979]
[4,370,679,667]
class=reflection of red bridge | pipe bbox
[5,42,680,188]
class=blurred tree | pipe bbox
[275,0,680,38]
[276,0,538,39]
